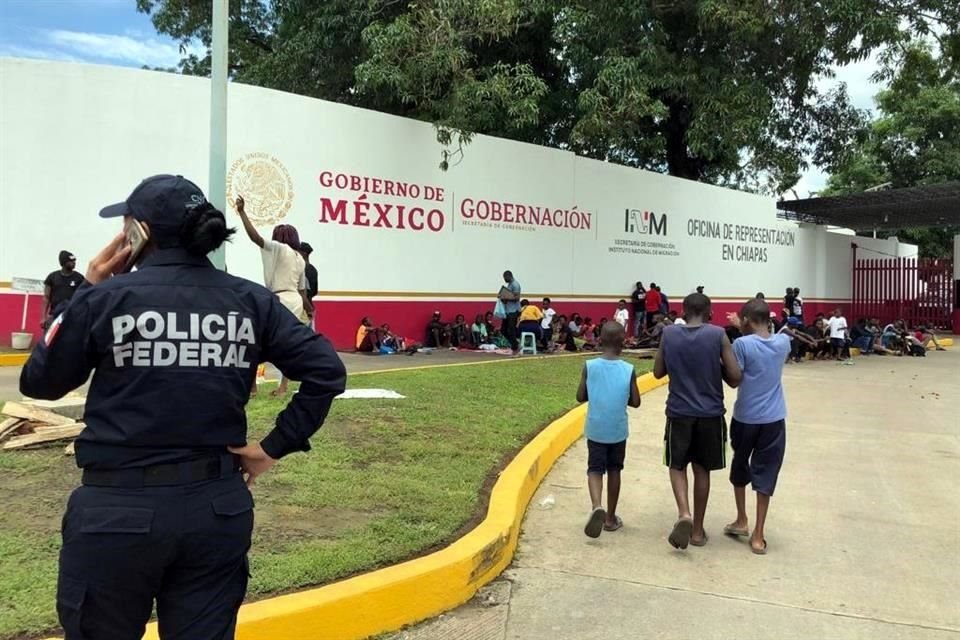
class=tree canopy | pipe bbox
[823,44,959,257]
[138,0,959,193]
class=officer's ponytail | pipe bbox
[180,203,236,256]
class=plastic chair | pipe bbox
[520,332,537,355]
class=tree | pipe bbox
[138,0,959,191]
[823,45,959,257]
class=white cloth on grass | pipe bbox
[336,389,406,400]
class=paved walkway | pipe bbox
[396,349,960,640]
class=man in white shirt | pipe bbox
[825,308,850,360]
[541,297,557,350]
[614,299,630,329]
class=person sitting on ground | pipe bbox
[725,297,790,555]
[636,313,667,348]
[518,298,545,346]
[471,313,490,347]
[778,316,818,362]
[614,299,630,329]
[450,314,470,348]
[553,314,572,351]
[577,321,642,538]
[356,317,381,353]
[426,311,451,348]
[580,317,598,350]
[850,318,875,355]
[668,310,687,325]
[801,320,829,360]
[913,324,946,351]
[380,323,405,352]
[484,311,499,340]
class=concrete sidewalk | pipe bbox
[396,350,960,640]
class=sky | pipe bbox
[0,0,885,196]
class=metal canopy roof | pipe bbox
[776,181,960,230]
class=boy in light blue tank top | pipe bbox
[576,322,642,538]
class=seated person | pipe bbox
[484,311,500,340]
[780,316,818,362]
[636,313,667,347]
[470,314,490,347]
[914,324,946,351]
[356,317,381,353]
[518,299,544,343]
[426,311,451,348]
[380,323,405,352]
[450,314,470,348]
[850,318,874,354]
[579,317,598,350]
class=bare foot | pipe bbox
[750,537,767,555]
[270,387,287,397]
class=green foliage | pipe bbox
[824,45,959,257]
[137,0,959,190]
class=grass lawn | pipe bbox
[0,355,652,639]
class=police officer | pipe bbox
[20,175,347,640]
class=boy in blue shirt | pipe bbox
[576,322,642,538]
[724,298,792,555]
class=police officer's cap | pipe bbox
[99,174,207,237]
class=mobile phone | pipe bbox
[122,218,150,273]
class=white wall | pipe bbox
[0,58,916,302]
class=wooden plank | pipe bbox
[2,423,83,450]
[0,417,25,441]
[1,401,75,426]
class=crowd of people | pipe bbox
[728,287,947,362]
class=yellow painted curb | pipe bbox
[128,372,665,640]
[0,352,29,367]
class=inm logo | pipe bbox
[625,209,667,236]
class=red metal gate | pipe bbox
[851,249,955,330]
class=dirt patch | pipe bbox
[0,455,80,534]
[254,503,380,544]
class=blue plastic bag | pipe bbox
[494,299,507,319]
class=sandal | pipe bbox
[668,517,693,549]
[584,507,606,539]
[723,523,749,537]
[751,539,768,555]
[603,515,623,532]
[690,531,709,547]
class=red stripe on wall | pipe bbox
[0,293,846,351]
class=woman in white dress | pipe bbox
[236,196,312,396]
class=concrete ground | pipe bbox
[395,348,960,640]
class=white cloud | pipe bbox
[817,53,883,113]
[0,43,82,63]
[41,29,199,68]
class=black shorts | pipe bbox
[663,416,727,471]
[587,439,626,474]
[729,419,786,496]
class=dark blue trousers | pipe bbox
[58,473,254,640]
